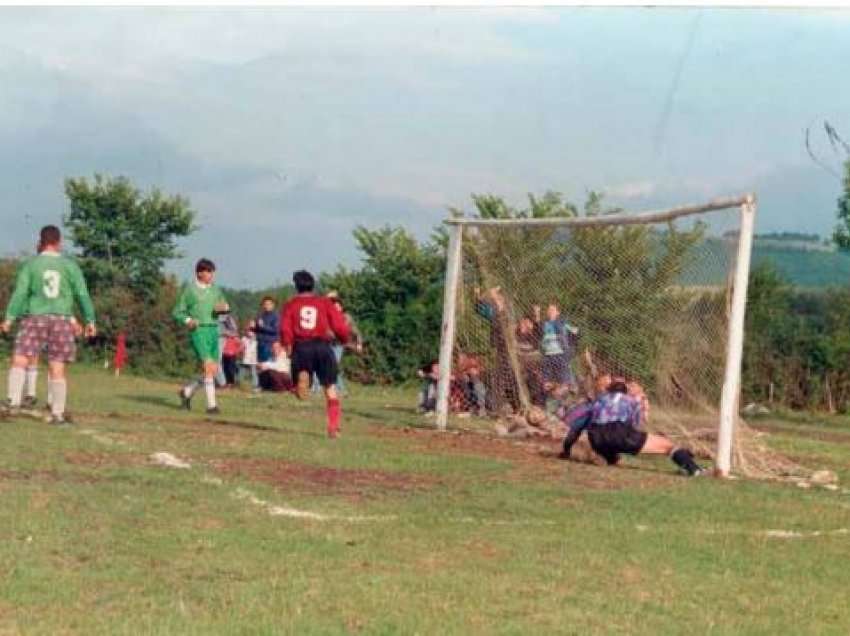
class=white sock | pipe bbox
[183,378,203,398]
[47,379,54,407]
[7,367,25,407]
[204,379,216,409]
[25,366,38,398]
[50,379,67,417]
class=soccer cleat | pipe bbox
[206,406,221,417]
[21,396,37,409]
[178,389,192,411]
[296,371,311,401]
[1,400,21,419]
[46,414,72,427]
[671,448,703,476]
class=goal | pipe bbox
[434,194,803,479]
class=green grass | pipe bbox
[1,366,849,635]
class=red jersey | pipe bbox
[280,294,351,347]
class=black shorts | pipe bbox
[291,339,338,387]
[587,422,648,465]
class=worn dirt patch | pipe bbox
[0,469,100,484]
[211,458,438,500]
[82,411,277,443]
[368,425,680,491]
[64,451,146,468]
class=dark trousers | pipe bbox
[257,341,275,364]
[222,355,239,385]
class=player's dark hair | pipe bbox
[607,380,628,394]
[39,225,61,249]
[293,270,315,293]
[261,295,275,305]
[196,258,216,273]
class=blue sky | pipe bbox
[1,7,848,287]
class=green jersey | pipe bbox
[4,252,95,324]
[172,281,228,327]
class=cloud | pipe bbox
[605,181,658,200]
[2,8,849,284]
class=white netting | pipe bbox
[444,206,809,480]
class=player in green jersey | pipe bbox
[1,226,96,424]
[173,258,230,415]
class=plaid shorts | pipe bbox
[14,315,77,363]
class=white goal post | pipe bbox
[435,193,757,478]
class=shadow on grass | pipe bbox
[347,407,442,432]
[114,394,326,436]
[119,393,184,411]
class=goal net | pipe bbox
[436,195,808,480]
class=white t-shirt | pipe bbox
[258,351,291,375]
[241,336,258,365]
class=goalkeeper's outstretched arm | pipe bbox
[559,402,593,457]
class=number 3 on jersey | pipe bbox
[299,306,318,330]
[43,270,61,299]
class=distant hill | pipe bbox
[752,245,850,287]
[680,237,850,288]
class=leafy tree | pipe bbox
[457,190,704,390]
[453,191,579,382]
[741,263,796,404]
[320,226,445,383]
[462,191,578,310]
[833,160,850,249]
[560,195,705,387]
[56,175,197,374]
[222,284,296,326]
[64,174,195,295]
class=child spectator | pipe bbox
[475,286,520,413]
[213,311,238,387]
[113,332,127,377]
[627,379,651,426]
[326,292,363,395]
[240,320,259,391]
[455,352,486,416]
[220,313,241,388]
[540,302,579,392]
[516,307,545,406]
[258,343,293,392]
[417,359,439,415]
[255,296,279,364]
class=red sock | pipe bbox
[327,398,341,437]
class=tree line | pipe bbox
[3,171,850,413]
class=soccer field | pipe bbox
[2,366,849,635]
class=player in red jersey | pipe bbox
[279,270,351,438]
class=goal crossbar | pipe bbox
[445,194,754,228]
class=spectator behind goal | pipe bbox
[258,342,293,392]
[540,302,579,393]
[417,359,439,415]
